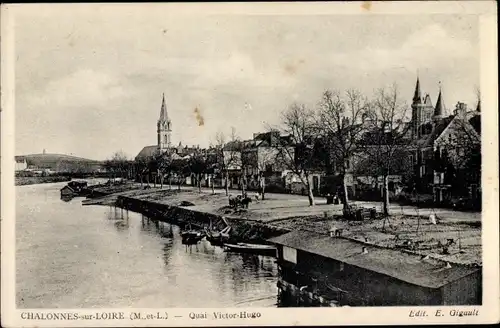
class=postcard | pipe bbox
[1,1,498,327]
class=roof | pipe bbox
[413,77,421,103]
[223,140,244,151]
[268,230,480,289]
[135,145,159,161]
[424,94,433,107]
[159,93,169,123]
[434,90,444,116]
[469,114,481,135]
[413,116,454,148]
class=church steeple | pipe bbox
[157,93,172,151]
[159,93,169,122]
[413,76,422,104]
[434,82,444,119]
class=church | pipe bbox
[406,76,481,201]
[135,94,199,162]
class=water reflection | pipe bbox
[18,182,279,308]
[60,195,73,202]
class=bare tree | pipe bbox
[214,128,243,196]
[105,150,130,179]
[170,157,189,191]
[187,149,217,193]
[154,150,174,189]
[360,84,411,217]
[274,103,317,206]
[317,89,368,210]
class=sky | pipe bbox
[12,4,480,160]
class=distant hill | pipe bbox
[15,153,104,172]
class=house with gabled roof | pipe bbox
[240,130,295,192]
[406,77,481,202]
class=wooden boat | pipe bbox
[205,226,231,246]
[60,185,78,197]
[220,226,231,243]
[181,230,200,238]
[223,242,277,257]
[181,231,205,245]
[61,181,89,197]
[204,229,221,246]
[180,223,205,244]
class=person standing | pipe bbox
[259,172,266,200]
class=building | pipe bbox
[135,94,173,162]
[135,94,202,163]
[407,78,481,202]
[269,230,482,306]
[135,96,217,185]
[221,140,244,188]
[240,131,294,192]
[14,156,28,171]
[335,76,481,204]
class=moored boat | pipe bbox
[60,181,89,197]
[205,226,231,247]
[181,231,205,245]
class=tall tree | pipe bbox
[360,84,411,216]
[187,149,214,193]
[317,89,368,209]
[274,103,317,206]
[214,128,243,196]
[154,150,174,189]
[105,150,129,179]
[170,157,189,191]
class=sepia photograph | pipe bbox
[1,2,498,327]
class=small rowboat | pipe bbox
[223,243,277,257]
[205,226,231,246]
[181,231,205,245]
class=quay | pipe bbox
[81,183,483,306]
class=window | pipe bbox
[283,246,297,264]
[409,155,414,165]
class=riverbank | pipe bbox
[16,182,279,308]
[85,185,482,265]
[15,176,71,186]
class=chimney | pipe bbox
[454,102,467,118]
[362,247,368,254]
[445,262,452,269]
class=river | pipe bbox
[16,181,279,308]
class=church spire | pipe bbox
[157,93,172,151]
[159,93,169,122]
[434,82,444,118]
[412,75,422,104]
